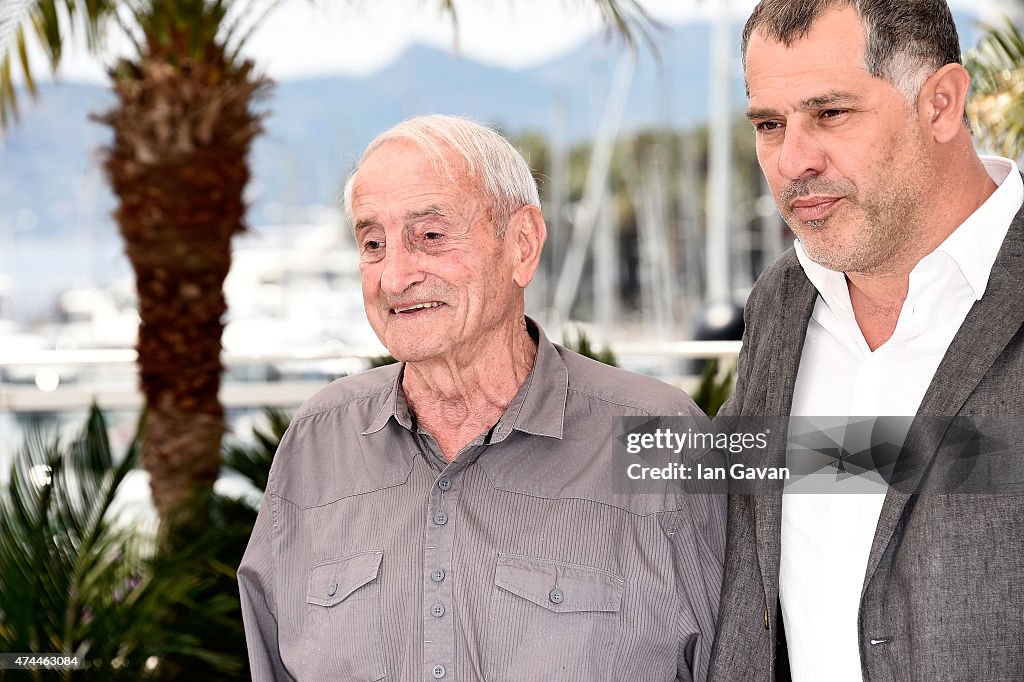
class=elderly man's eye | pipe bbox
[424,232,443,241]
[363,240,383,250]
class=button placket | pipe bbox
[423,468,461,681]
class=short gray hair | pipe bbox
[741,0,962,104]
[342,114,541,235]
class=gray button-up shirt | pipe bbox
[238,321,725,681]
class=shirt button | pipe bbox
[549,587,564,605]
[431,602,446,618]
[434,511,448,526]
[431,569,446,583]
[432,664,446,678]
[437,477,452,491]
[327,582,338,597]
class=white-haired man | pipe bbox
[239,115,725,681]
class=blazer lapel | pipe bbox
[864,204,1024,586]
[755,262,818,604]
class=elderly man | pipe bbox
[238,115,725,681]
[710,1,1024,681]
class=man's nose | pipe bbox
[380,242,426,296]
[777,123,826,181]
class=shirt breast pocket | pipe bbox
[303,550,386,681]
[485,553,624,682]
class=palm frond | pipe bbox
[693,358,736,418]
[223,0,287,65]
[0,0,38,123]
[0,406,140,659]
[0,0,117,131]
[562,328,618,366]
[585,0,659,55]
[0,406,251,678]
[222,407,289,494]
[438,0,459,52]
[965,17,1024,159]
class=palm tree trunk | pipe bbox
[96,54,268,525]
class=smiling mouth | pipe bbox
[391,302,445,314]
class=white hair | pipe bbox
[342,114,541,236]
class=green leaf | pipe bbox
[693,358,736,417]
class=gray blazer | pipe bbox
[709,201,1024,681]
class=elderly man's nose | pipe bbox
[380,243,426,296]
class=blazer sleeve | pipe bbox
[717,282,760,418]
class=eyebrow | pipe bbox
[354,218,381,234]
[354,206,450,235]
[405,206,448,223]
[746,90,864,120]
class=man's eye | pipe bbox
[424,232,443,241]
[820,109,846,119]
[754,121,782,133]
[363,240,383,251]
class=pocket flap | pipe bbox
[494,553,623,613]
[307,550,383,607]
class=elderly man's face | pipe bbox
[745,6,934,274]
[351,141,521,363]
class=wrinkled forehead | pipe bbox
[351,139,483,205]
[378,135,477,182]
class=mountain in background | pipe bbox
[0,14,981,318]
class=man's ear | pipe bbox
[506,204,547,288]
[920,63,971,144]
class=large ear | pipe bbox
[919,63,971,144]
[506,204,547,288]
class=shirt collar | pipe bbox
[362,363,406,435]
[490,318,567,441]
[361,316,568,440]
[795,156,1024,305]
[935,156,1023,299]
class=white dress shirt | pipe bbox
[780,157,1024,681]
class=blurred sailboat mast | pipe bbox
[705,0,733,304]
[552,51,636,326]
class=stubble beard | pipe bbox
[780,140,929,276]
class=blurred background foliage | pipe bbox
[0,406,285,680]
[966,17,1024,159]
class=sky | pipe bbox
[14,0,1012,85]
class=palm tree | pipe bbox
[1,0,276,535]
[966,16,1024,160]
[0,0,651,535]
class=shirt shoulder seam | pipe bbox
[566,386,686,416]
[291,384,393,425]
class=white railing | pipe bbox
[0,342,741,413]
